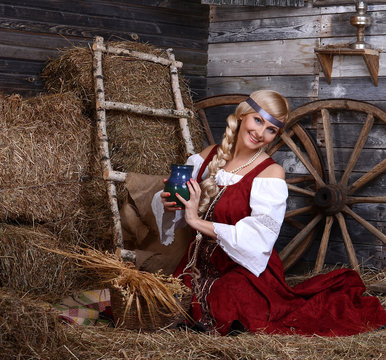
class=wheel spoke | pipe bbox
[340,114,374,186]
[197,109,215,145]
[287,183,315,197]
[347,196,386,204]
[267,129,295,155]
[286,175,314,184]
[267,139,285,155]
[285,205,313,219]
[343,205,386,245]
[321,109,336,184]
[279,213,324,262]
[281,132,325,187]
[292,123,324,177]
[349,159,386,195]
[284,218,305,231]
[335,212,360,271]
[314,216,334,273]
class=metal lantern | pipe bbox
[350,0,373,49]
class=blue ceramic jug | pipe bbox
[164,164,194,208]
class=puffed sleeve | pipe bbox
[151,153,205,245]
[213,178,288,277]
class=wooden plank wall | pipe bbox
[0,0,209,99]
[206,2,386,269]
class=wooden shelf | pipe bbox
[315,47,380,86]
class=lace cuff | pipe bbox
[255,214,281,236]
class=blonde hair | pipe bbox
[198,90,290,216]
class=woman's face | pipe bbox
[237,112,281,151]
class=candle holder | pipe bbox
[350,0,372,50]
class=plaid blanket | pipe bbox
[51,289,112,326]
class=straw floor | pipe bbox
[1,268,384,360]
[58,326,386,360]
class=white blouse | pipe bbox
[151,153,288,277]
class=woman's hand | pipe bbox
[177,179,217,239]
[161,178,181,212]
[176,178,201,228]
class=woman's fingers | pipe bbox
[191,178,201,193]
[179,179,201,210]
[175,192,187,206]
[164,201,181,211]
[186,179,201,196]
[161,191,181,211]
[160,191,171,199]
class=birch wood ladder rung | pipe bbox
[92,36,195,256]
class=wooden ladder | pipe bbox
[92,36,195,258]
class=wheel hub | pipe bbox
[314,184,346,215]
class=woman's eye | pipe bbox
[254,117,262,124]
[269,128,277,134]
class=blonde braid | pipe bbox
[198,113,239,216]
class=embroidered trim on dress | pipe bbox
[192,240,219,330]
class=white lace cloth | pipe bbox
[151,153,288,277]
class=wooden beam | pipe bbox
[167,49,195,156]
[103,101,194,119]
[92,36,123,250]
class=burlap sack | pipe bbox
[120,172,192,275]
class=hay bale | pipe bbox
[0,92,114,244]
[0,92,91,221]
[0,224,91,302]
[0,287,68,359]
[42,40,204,175]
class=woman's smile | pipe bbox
[248,132,261,145]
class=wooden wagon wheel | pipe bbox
[194,94,325,271]
[282,99,386,273]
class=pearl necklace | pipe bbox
[228,147,265,174]
[182,147,264,274]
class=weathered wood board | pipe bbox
[318,78,386,101]
[209,15,321,43]
[207,75,318,97]
[208,39,319,76]
[0,0,209,98]
[210,3,386,22]
[209,2,322,22]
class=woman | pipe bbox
[152,90,386,336]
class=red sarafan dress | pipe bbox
[174,148,386,336]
